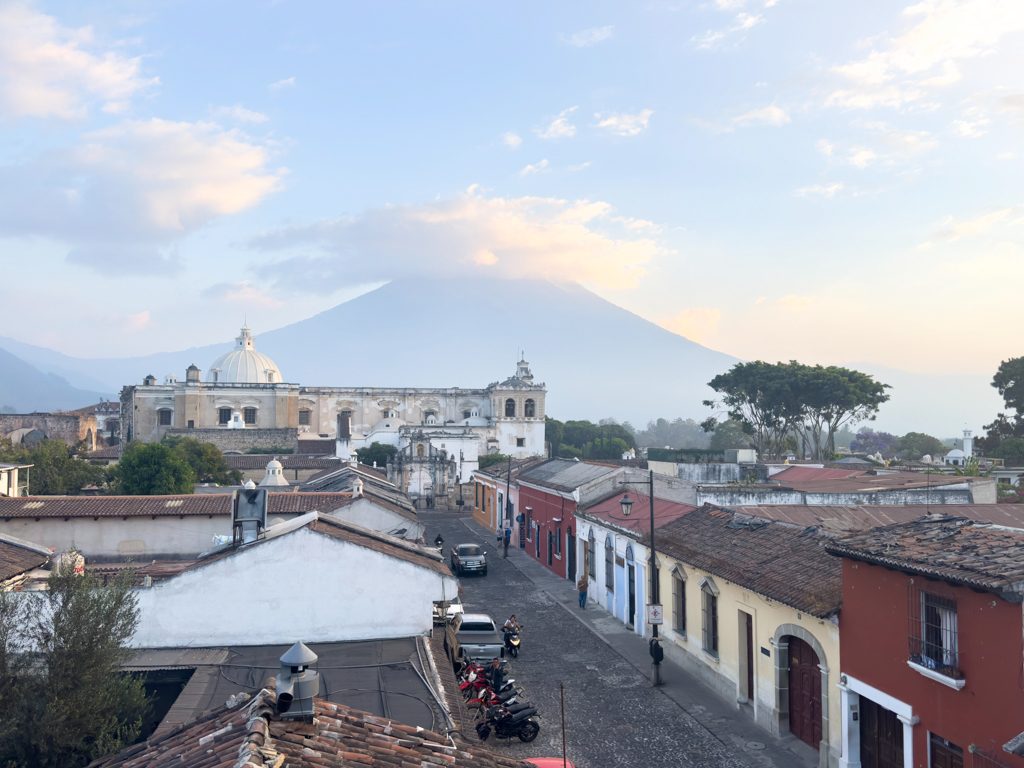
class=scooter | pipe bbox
[504,625,523,658]
[475,704,541,743]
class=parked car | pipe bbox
[432,594,464,624]
[455,613,505,661]
[450,543,487,576]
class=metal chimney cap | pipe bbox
[280,641,318,666]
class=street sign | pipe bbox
[646,604,664,625]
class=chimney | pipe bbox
[336,410,353,461]
[275,641,319,720]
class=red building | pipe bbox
[826,516,1024,768]
[515,459,621,580]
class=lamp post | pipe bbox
[620,469,663,686]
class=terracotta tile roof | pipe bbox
[715,504,1024,533]
[0,493,353,519]
[655,505,842,618]
[769,473,975,493]
[0,532,51,582]
[90,684,531,768]
[825,516,1024,593]
[87,445,120,459]
[579,492,696,537]
[223,455,344,470]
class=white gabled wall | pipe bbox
[131,527,457,647]
[329,498,425,541]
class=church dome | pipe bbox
[208,326,283,384]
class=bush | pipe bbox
[114,443,196,495]
[246,445,294,454]
[479,453,511,470]
[356,442,397,468]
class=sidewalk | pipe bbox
[457,514,819,768]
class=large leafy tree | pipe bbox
[793,365,891,460]
[355,441,398,469]
[709,419,752,451]
[161,435,242,485]
[980,357,1024,453]
[113,442,195,494]
[0,556,148,767]
[0,438,105,495]
[850,429,899,457]
[897,432,946,460]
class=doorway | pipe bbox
[627,564,636,626]
[567,530,576,581]
[547,531,553,566]
[860,696,903,768]
[930,734,963,768]
[740,611,754,704]
[787,635,822,750]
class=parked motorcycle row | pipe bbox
[457,660,541,743]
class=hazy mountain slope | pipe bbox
[0,279,1006,434]
[0,347,108,413]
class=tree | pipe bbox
[545,417,565,456]
[0,555,149,768]
[478,452,511,470]
[850,429,899,457]
[792,365,891,460]
[585,437,630,459]
[897,432,946,460]
[113,443,195,495]
[0,438,105,495]
[990,437,1024,466]
[161,436,242,485]
[355,442,397,469]
[992,357,1024,414]
[709,419,751,451]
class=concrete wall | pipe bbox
[328,497,424,541]
[649,460,677,478]
[677,463,745,484]
[130,527,457,647]
[0,413,98,449]
[0,515,230,560]
[697,485,978,507]
[162,427,298,453]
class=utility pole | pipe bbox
[504,455,512,558]
[648,468,663,685]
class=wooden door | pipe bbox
[567,533,576,580]
[787,636,822,750]
[860,697,903,768]
[627,565,636,625]
[930,735,963,768]
[744,613,754,702]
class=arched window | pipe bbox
[605,536,615,591]
[505,398,516,417]
[525,399,535,417]
[298,409,311,426]
[588,531,596,578]
[267,371,275,383]
[701,578,720,657]
[416,444,425,457]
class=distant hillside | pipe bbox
[0,346,109,413]
[0,279,1005,434]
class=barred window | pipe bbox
[299,409,311,426]
[605,536,615,591]
[673,573,687,636]
[525,399,535,417]
[158,409,172,426]
[909,584,960,679]
[219,408,231,425]
[588,531,596,579]
[701,581,719,657]
[243,408,257,425]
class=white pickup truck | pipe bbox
[455,613,505,661]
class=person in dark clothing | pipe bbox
[487,657,504,690]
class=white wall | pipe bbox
[131,527,457,647]
[329,497,424,540]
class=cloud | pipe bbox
[0,2,156,119]
[933,206,1019,241]
[952,118,990,137]
[816,139,835,155]
[595,109,653,136]
[776,295,812,310]
[101,310,151,331]
[535,107,577,139]
[0,118,284,272]
[560,26,614,47]
[567,161,592,171]
[848,146,878,168]
[502,131,522,149]
[659,308,720,343]
[997,152,1016,159]
[211,104,269,123]
[269,77,295,91]
[202,281,283,308]
[692,10,766,49]
[827,0,1024,109]
[612,216,663,233]
[732,104,790,127]
[794,182,844,197]
[248,187,667,292]
[519,159,549,177]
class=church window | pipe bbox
[267,372,275,383]
[243,408,257,425]
[463,410,471,420]
[219,408,231,425]
[417,444,425,457]
[525,399,535,417]
[299,410,311,426]
[516,438,525,448]
[158,409,172,426]
[187,420,194,429]
[505,399,516,417]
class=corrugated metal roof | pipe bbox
[723,504,1024,532]
[580,492,696,536]
[518,459,619,493]
[769,466,867,482]
[0,493,353,519]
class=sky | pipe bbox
[0,0,1022,378]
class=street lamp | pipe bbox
[619,493,633,516]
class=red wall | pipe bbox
[839,558,1024,766]
[518,484,576,579]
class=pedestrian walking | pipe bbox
[577,573,589,609]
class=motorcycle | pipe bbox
[503,625,523,658]
[475,704,541,743]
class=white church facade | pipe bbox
[120,326,546,481]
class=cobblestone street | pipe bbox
[426,512,766,768]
